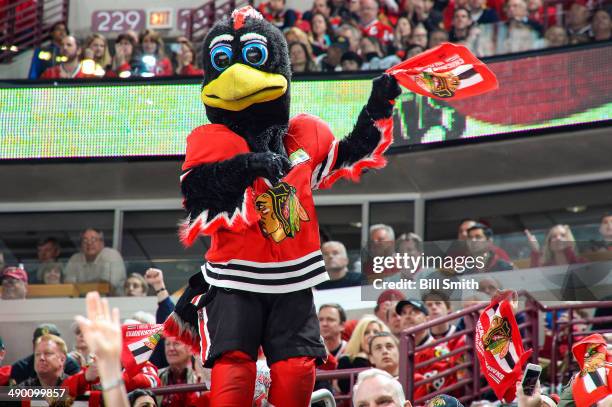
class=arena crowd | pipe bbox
[23,0,612,79]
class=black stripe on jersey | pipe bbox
[315,155,329,184]
[208,254,324,274]
[205,264,327,285]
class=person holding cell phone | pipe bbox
[174,40,204,76]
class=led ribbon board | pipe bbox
[0,45,610,160]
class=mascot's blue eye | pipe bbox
[210,45,233,72]
[242,42,268,67]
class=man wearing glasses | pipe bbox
[64,228,126,296]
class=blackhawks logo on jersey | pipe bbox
[255,182,309,243]
[482,315,512,358]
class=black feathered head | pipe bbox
[201,7,291,137]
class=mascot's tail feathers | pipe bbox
[164,312,201,355]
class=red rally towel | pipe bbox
[121,323,163,374]
[475,292,532,402]
[571,334,612,407]
[386,42,498,100]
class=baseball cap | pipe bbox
[376,289,406,305]
[425,395,465,407]
[33,323,61,342]
[1,266,28,284]
[329,36,349,52]
[396,299,428,316]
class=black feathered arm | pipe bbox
[333,74,401,171]
[179,152,290,246]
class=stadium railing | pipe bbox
[0,0,68,63]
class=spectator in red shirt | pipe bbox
[443,0,470,30]
[526,225,587,267]
[112,33,137,78]
[156,337,200,407]
[175,41,204,76]
[62,358,161,401]
[0,337,10,386]
[40,36,96,79]
[526,0,556,27]
[360,0,394,45]
[137,29,173,77]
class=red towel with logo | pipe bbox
[386,42,498,100]
[571,334,612,407]
[475,292,532,402]
[121,323,163,374]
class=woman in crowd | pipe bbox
[68,323,92,370]
[337,315,388,393]
[309,12,334,56]
[289,41,319,72]
[175,40,204,76]
[526,224,586,267]
[392,16,413,57]
[38,262,63,284]
[360,36,401,70]
[123,273,149,297]
[138,29,173,77]
[112,33,138,78]
[410,22,429,48]
[83,33,112,76]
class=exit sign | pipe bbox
[147,8,173,29]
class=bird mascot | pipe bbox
[164,5,401,406]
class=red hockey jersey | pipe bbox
[180,113,393,294]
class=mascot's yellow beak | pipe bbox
[201,64,288,111]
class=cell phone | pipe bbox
[521,363,542,396]
[169,43,181,53]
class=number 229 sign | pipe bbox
[91,10,146,33]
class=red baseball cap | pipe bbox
[376,289,406,305]
[2,266,28,284]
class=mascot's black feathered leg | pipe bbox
[333,74,402,170]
